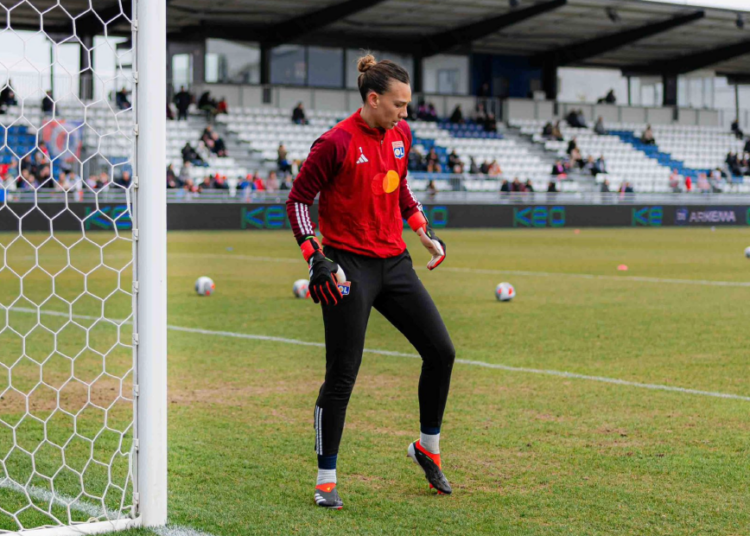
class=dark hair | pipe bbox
[357,53,410,102]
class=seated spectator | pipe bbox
[594,116,607,135]
[449,105,464,125]
[584,155,597,176]
[567,137,578,155]
[42,90,54,115]
[600,179,611,193]
[641,125,655,145]
[0,80,18,111]
[179,161,192,185]
[426,179,438,200]
[213,174,228,190]
[684,175,692,192]
[547,180,558,193]
[542,121,554,138]
[115,87,131,110]
[511,177,524,192]
[726,152,742,176]
[524,179,534,192]
[426,103,438,122]
[278,143,291,173]
[408,146,425,171]
[253,173,265,191]
[279,174,292,190]
[484,113,497,133]
[447,149,462,172]
[416,100,429,121]
[266,171,279,193]
[487,160,502,177]
[551,160,567,178]
[550,121,563,141]
[181,142,204,166]
[210,132,227,157]
[292,102,308,125]
[595,155,607,174]
[480,159,490,175]
[710,168,726,193]
[183,178,199,193]
[499,179,510,194]
[166,164,179,189]
[198,91,217,119]
[731,118,743,140]
[566,109,580,128]
[216,98,228,115]
[426,148,441,173]
[115,170,132,188]
[669,169,681,192]
[469,156,479,174]
[697,173,710,194]
[597,89,616,104]
[201,125,213,145]
[621,181,634,194]
[173,86,191,121]
[475,103,487,124]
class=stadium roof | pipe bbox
[6,0,750,78]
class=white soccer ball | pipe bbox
[293,279,310,299]
[495,282,515,302]
[745,247,750,259]
[195,276,215,296]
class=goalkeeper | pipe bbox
[285,54,455,509]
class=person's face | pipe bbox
[366,80,411,130]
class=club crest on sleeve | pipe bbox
[392,140,405,159]
[337,281,351,296]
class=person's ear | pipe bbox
[367,91,379,109]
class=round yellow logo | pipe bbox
[383,170,400,193]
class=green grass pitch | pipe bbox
[1,227,749,535]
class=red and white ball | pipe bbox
[293,279,310,299]
[195,276,215,296]
[495,282,515,302]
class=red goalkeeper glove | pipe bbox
[299,236,345,305]
[407,212,446,270]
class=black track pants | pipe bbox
[314,246,455,457]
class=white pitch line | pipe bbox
[169,252,750,288]
[9,307,750,403]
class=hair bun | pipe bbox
[357,54,377,73]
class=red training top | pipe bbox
[286,109,421,258]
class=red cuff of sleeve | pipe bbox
[407,212,427,233]
[300,236,322,262]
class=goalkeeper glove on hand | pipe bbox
[299,236,345,305]
[407,212,446,270]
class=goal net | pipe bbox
[0,1,166,533]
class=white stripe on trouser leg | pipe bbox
[314,406,319,455]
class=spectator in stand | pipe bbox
[86,174,98,190]
[98,171,110,189]
[731,118,743,140]
[279,174,292,190]
[484,113,497,133]
[600,178,611,193]
[216,97,228,115]
[697,173,710,194]
[426,179,438,200]
[469,156,479,174]
[684,175,692,192]
[447,149,462,172]
[619,181,634,194]
[42,90,54,116]
[115,87,131,110]
[210,132,227,157]
[487,160,502,176]
[19,168,37,189]
[253,173,265,191]
[292,102,308,125]
[669,169,681,192]
[426,103,438,122]
[542,121,554,138]
[179,161,192,185]
[426,148,441,173]
[183,178,199,193]
[594,116,607,135]
[566,109,582,128]
[198,91,218,120]
[499,179,510,194]
[744,138,750,154]
[726,152,741,176]
[524,179,534,192]
[278,143,292,174]
[173,86,191,121]
[640,125,656,145]
[201,125,213,145]
[408,146,425,171]
[182,142,204,167]
[266,171,279,193]
[416,99,428,121]
[116,170,132,188]
[567,138,583,168]
[595,155,607,174]
[547,180,558,193]
[511,177,523,192]
[584,155,597,176]
[597,89,616,104]
[166,164,179,189]
[38,141,49,156]
[0,80,18,110]
[550,121,563,141]
[710,168,726,193]
[166,102,174,120]
[475,103,487,124]
[449,105,464,125]
[551,160,567,178]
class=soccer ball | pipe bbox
[495,282,515,302]
[195,276,215,296]
[745,247,750,258]
[293,279,310,299]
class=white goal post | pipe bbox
[0,0,167,533]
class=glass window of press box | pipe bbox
[205,39,261,84]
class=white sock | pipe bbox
[420,432,440,454]
[317,468,337,486]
